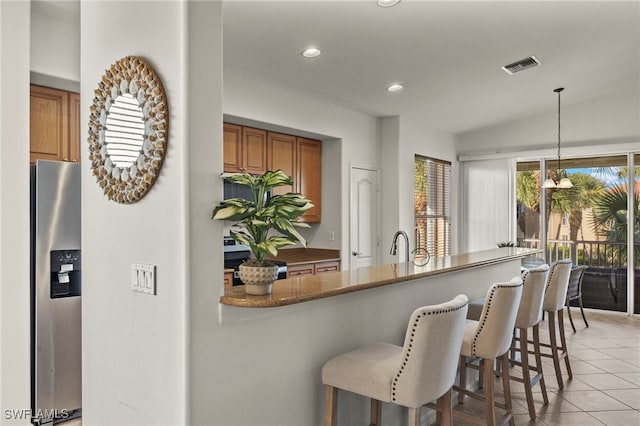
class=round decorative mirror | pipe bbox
[88,56,169,203]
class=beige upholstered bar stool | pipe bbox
[466,265,550,420]
[455,278,523,426]
[540,258,573,389]
[322,295,469,426]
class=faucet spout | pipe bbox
[390,230,410,263]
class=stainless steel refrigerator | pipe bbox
[30,160,81,425]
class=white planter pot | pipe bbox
[238,263,279,295]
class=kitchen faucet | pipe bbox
[390,230,410,263]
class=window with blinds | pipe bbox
[414,155,451,257]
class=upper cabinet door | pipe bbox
[242,127,267,175]
[223,124,267,174]
[30,85,69,163]
[297,138,321,223]
[267,132,296,195]
[29,85,80,164]
[69,92,81,163]
[223,123,243,173]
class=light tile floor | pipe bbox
[451,310,640,426]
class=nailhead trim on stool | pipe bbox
[392,303,468,402]
[472,283,510,356]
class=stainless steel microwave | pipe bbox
[223,179,269,202]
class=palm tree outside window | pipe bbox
[414,155,451,258]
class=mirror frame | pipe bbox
[88,56,169,204]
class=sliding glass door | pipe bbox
[517,153,638,314]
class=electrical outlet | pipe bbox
[131,263,156,295]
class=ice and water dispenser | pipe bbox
[50,250,81,298]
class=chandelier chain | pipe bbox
[557,88,561,174]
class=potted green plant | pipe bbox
[212,170,313,295]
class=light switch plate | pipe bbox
[131,263,156,295]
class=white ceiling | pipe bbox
[37,0,639,136]
[223,0,640,135]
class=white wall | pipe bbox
[186,1,224,425]
[380,116,458,264]
[81,2,187,425]
[31,2,80,83]
[457,88,640,155]
[380,117,401,263]
[0,2,31,424]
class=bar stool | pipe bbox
[455,278,523,426]
[540,258,573,389]
[322,295,469,426]
[466,265,550,420]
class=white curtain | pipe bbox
[460,158,515,252]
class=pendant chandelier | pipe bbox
[542,87,573,189]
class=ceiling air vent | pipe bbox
[501,56,541,75]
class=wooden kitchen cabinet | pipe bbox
[224,270,234,288]
[30,85,80,164]
[314,260,340,274]
[267,133,322,223]
[296,138,321,223]
[286,260,340,278]
[68,92,81,163]
[286,263,315,277]
[223,123,243,172]
[223,123,267,174]
[224,123,322,222]
[267,132,297,195]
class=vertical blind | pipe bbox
[461,158,515,252]
[414,155,451,257]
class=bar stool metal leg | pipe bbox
[579,297,589,328]
[566,302,577,333]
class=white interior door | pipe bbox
[350,166,379,269]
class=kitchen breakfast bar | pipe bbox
[214,247,541,425]
[220,247,541,308]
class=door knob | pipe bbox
[352,251,361,257]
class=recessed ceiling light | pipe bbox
[302,48,322,58]
[378,0,401,7]
[387,84,404,92]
